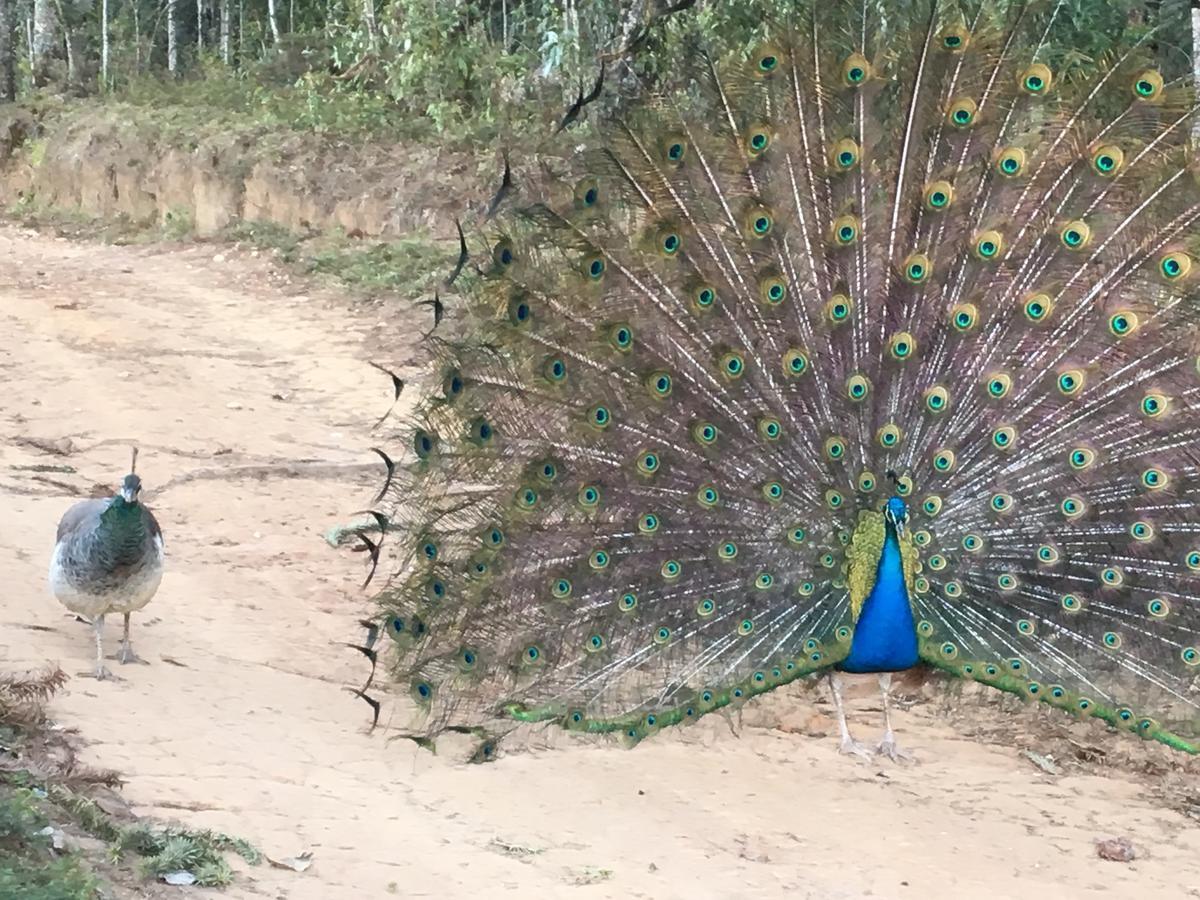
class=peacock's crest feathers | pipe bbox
[366,0,1200,756]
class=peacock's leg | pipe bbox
[829,673,873,761]
[116,612,146,665]
[875,673,914,762]
[92,614,112,680]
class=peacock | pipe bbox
[49,450,164,680]
[357,0,1200,762]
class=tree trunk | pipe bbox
[1193,0,1200,142]
[167,0,177,73]
[100,0,108,87]
[265,0,279,44]
[197,0,203,54]
[361,0,376,51]
[219,0,229,64]
[31,0,55,86]
[47,0,74,86]
[0,0,16,102]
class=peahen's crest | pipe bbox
[360,0,1200,759]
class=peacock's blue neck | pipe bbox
[838,522,920,673]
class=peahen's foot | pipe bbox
[838,736,875,762]
[89,662,115,680]
[113,641,148,665]
[876,733,914,763]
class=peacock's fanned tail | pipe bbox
[372,0,1200,756]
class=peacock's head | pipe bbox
[119,473,143,505]
[884,496,908,533]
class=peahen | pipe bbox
[49,450,164,680]
[361,1,1200,761]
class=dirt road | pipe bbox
[2,225,1198,899]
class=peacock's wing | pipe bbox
[374,1,1200,753]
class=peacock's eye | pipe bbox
[948,98,978,127]
[996,148,1026,177]
[1060,495,1086,519]
[992,425,1016,450]
[1019,64,1053,96]
[924,385,950,413]
[609,323,634,352]
[755,275,788,306]
[1160,252,1191,281]
[973,231,1003,260]
[832,138,860,170]
[986,373,1011,399]
[902,256,931,285]
[952,303,978,331]
[1130,521,1154,542]
[1141,392,1169,418]
[1069,447,1095,470]
[693,422,719,446]
[1024,293,1053,322]
[1057,369,1085,396]
[1060,220,1091,250]
[1133,69,1163,101]
[782,348,808,377]
[720,351,746,379]
[1091,144,1124,177]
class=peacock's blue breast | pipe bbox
[839,528,920,673]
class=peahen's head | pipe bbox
[119,473,143,505]
[884,496,908,532]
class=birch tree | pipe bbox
[1193,0,1200,142]
[266,0,279,43]
[31,0,55,86]
[100,0,108,87]
[167,0,177,73]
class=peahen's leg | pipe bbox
[91,614,112,680]
[875,673,914,762]
[829,672,873,761]
[116,612,146,665]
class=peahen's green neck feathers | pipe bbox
[99,498,150,564]
[361,1,1200,760]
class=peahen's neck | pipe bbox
[839,522,920,674]
[98,497,150,564]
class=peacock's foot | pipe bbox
[89,663,115,680]
[113,642,148,665]
[876,734,915,763]
[838,737,875,762]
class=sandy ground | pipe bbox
[2,224,1199,900]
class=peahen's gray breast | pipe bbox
[50,498,164,599]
